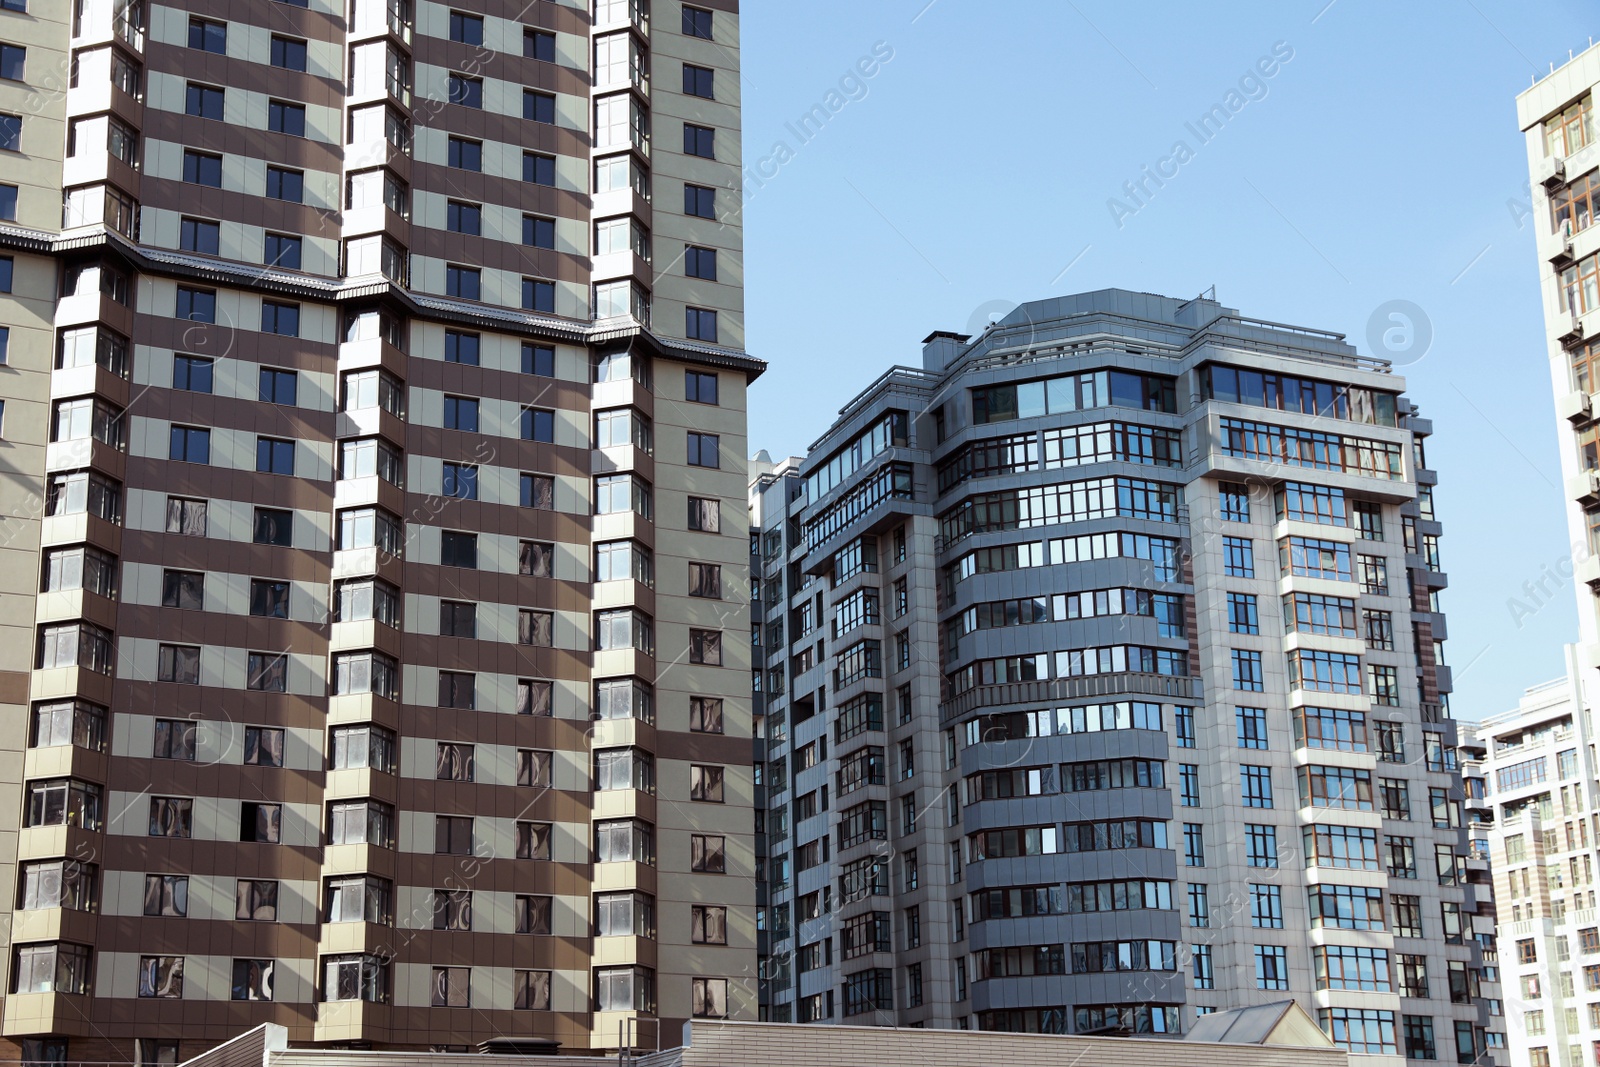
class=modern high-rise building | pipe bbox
[748,290,1496,1058]
[0,0,759,1059]
[1493,45,1600,1067]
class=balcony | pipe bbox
[940,671,1202,723]
[3,991,94,1038]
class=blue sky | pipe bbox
[736,0,1598,724]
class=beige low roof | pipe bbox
[1184,1001,1336,1048]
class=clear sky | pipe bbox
[735,0,1599,725]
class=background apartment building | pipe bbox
[1474,661,1597,1067]
[0,0,759,1058]
[746,289,1496,1057]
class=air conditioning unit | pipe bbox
[1567,469,1600,506]
[1538,155,1568,190]
[1552,222,1577,266]
[1560,311,1587,347]
[1578,553,1600,590]
[1558,388,1593,424]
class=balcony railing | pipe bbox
[940,671,1202,723]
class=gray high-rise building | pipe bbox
[747,290,1495,1058]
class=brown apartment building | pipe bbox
[0,0,758,1058]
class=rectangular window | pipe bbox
[685,183,716,218]
[519,609,553,647]
[522,342,554,375]
[1245,824,1278,867]
[524,89,555,123]
[1315,945,1392,992]
[186,82,225,119]
[1310,883,1385,931]
[440,531,477,567]
[446,264,480,300]
[432,742,473,783]
[524,151,555,184]
[1358,553,1389,594]
[683,123,715,158]
[29,700,107,751]
[179,216,220,254]
[688,496,721,532]
[1192,944,1214,989]
[1179,764,1200,807]
[1255,945,1290,990]
[523,214,555,248]
[153,718,197,759]
[690,629,722,665]
[1250,883,1284,928]
[1232,649,1264,691]
[516,894,552,934]
[514,970,551,1010]
[1223,536,1255,577]
[176,286,217,323]
[243,727,284,767]
[685,245,718,280]
[437,672,474,710]
[1188,882,1209,926]
[169,426,210,463]
[148,797,193,838]
[139,956,185,998]
[1174,705,1195,748]
[1237,705,1268,748]
[238,802,281,843]
[1277,481,1348,525]
[261,299,301,338]
[683,62,714,98]
[1220,481,1250,521]
[144,874,187,916]
[688,562,722,599]
[687,431,720,467]
[1228,592,1259,634]
[1368,663,1400,705]
[1354,501,1383,540]
[524,27,554,60]
[521,407,555,442]
[446,199,480,235]
[434,816,473,856]
[430,966,470,1007]
[267,100,305,136]
[690,765,724,802]
[1183,822,1204,867]
[1289,648,1363,694]
[448,73,482,108]
[683,4,714,36]
[269,34,305,70]
[443,395,479,431]
[686,306,719,341]
[448,11,482,42]
[156,643,200,683]
[189,16,226,52]
[255,437,295,475]
[247,653,287,692]
[690,834,726,875]
[1241,765,1274,808]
